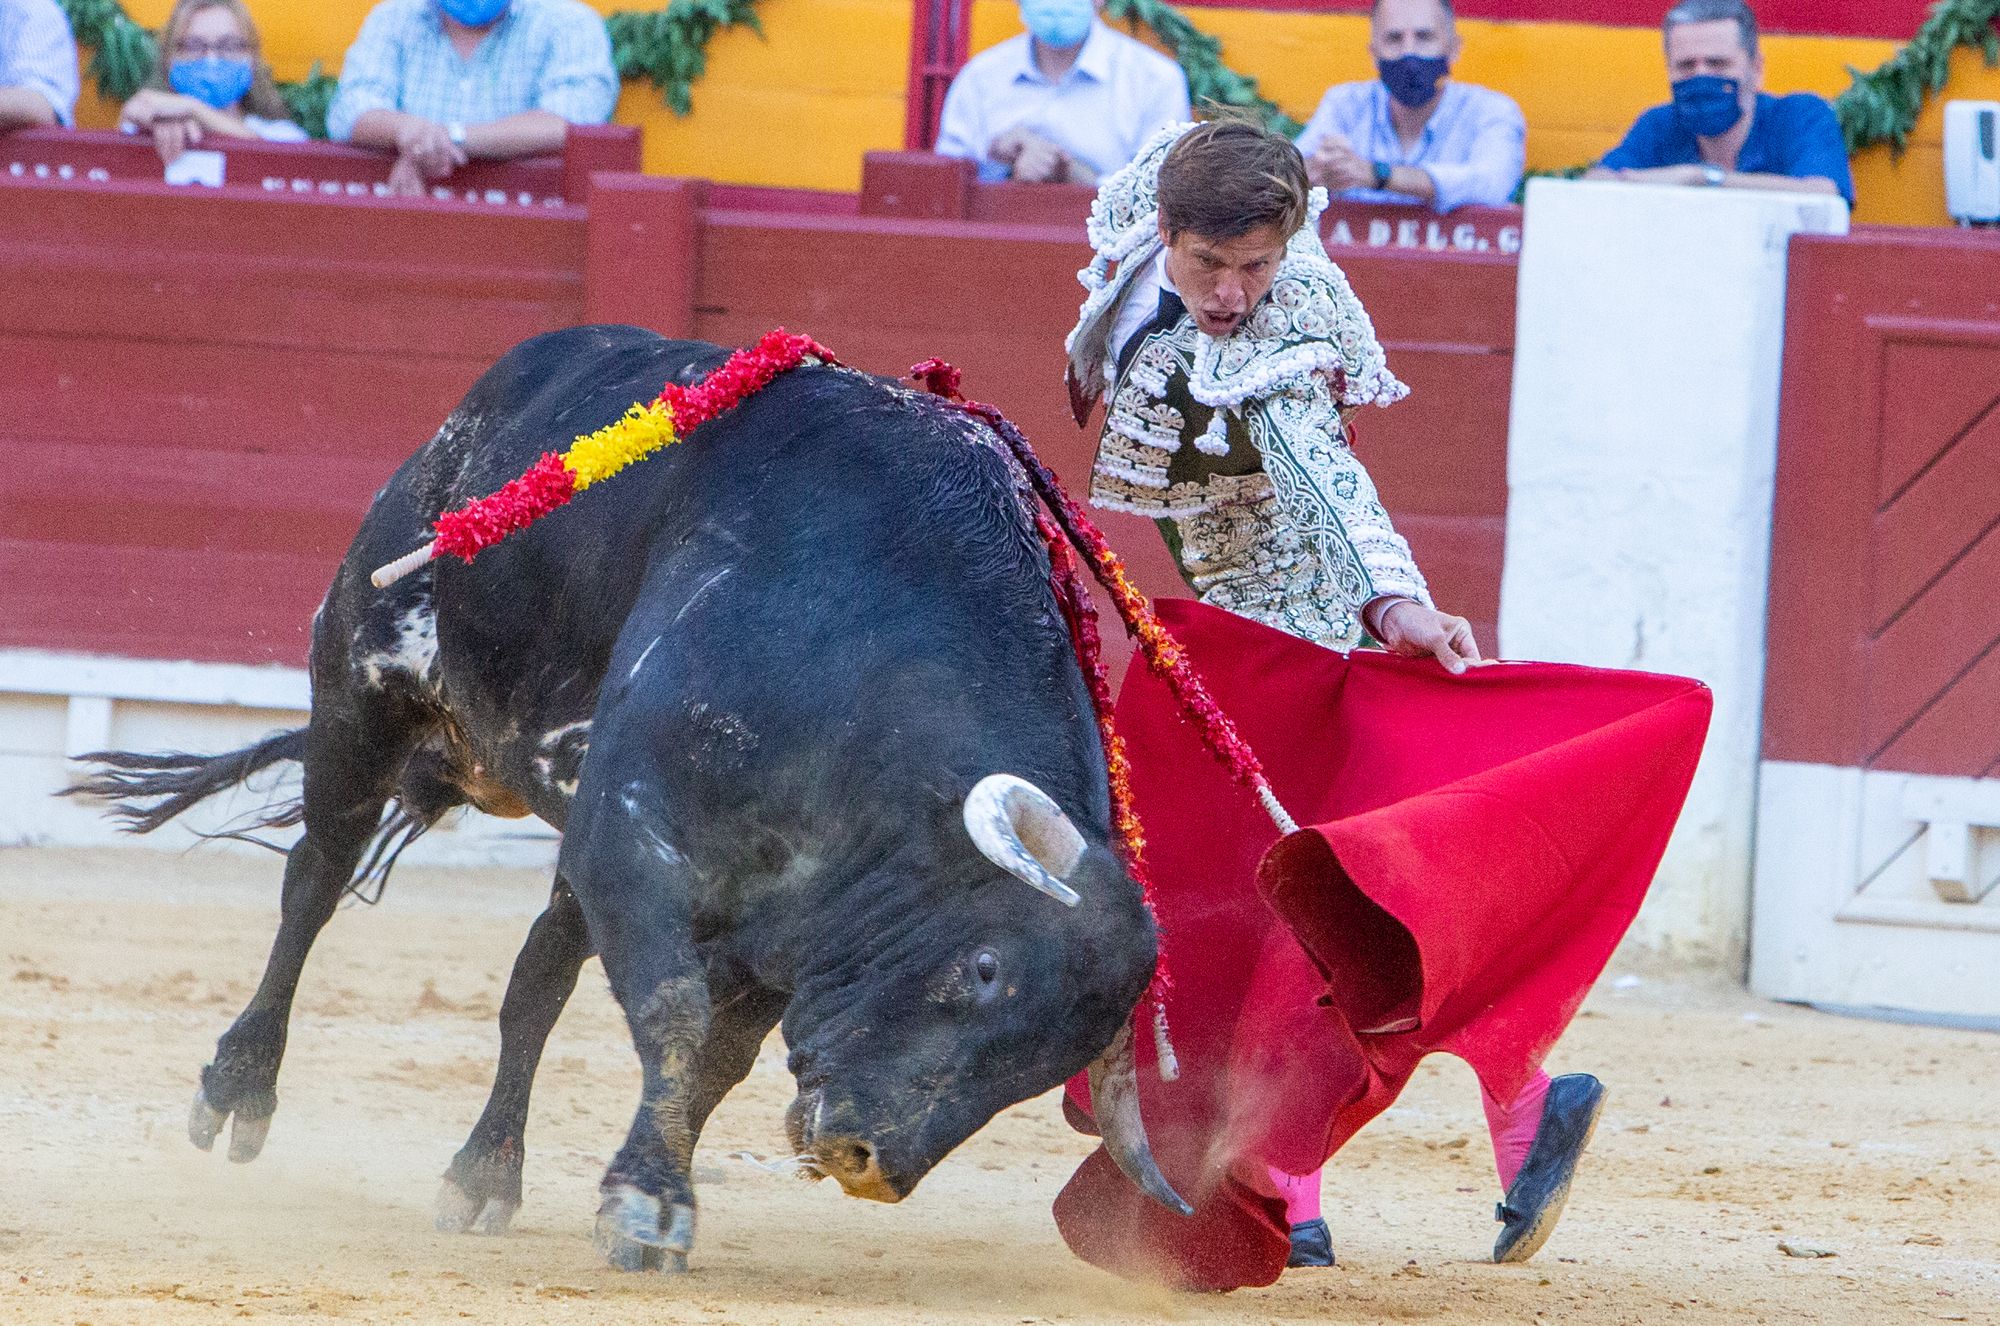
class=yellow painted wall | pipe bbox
[76,0,912,191]
[69,0,2000,222]
[1177,8,1993,226]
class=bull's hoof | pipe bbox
[188,1088,226,1151]
[227,1112,272,1163]
[593,1185,693,1273]
[188,1086,274,1161]
[434,1178,519,1236]
[438,1144,525,1235]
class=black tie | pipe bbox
[1115,285,1189,384]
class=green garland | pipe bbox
[1106,0,1302,136]
[56,0,761,137]
[609,0,762,116]
[1833,0,2000,151]
[280,66,341,140]
[59,0,154,103]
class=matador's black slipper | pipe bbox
[1492,1073,1607,1264]
[1287,1217,1335,1268]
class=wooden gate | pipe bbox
[1753,226,2000,1018]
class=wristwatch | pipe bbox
[447,121,467,148]
[1371,161,1393,190]
[1700,163,1726,187]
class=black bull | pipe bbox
[73,325,1191,1271]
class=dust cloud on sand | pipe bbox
[1,847,1995,1325]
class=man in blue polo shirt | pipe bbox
[1587,0,1853,205]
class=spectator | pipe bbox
[1294,0,1523,213]
[327,0,617,197]
[119,0,308,165]
[1586,0,1853,204]
[0,0,79,130]
[935,0,1190,185]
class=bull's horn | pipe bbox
[1088,1021,1194,1217]
[962,774,1085,907]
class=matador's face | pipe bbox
[1159,221,1289,339]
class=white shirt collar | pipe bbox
[1013,20,1115,87]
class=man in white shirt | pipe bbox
[934,0,1190,185]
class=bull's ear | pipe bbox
[963,774,1085,907]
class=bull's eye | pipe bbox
[973,950,1001,987]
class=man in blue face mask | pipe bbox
[327,0,618,197]
[934,0,1190,185]
[1293,0,1523,214]
[1588,0,1853,205]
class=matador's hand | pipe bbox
[1366,596,1483,675]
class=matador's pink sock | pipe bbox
[1482,1068,1552,1190]
[1267,1166,1323,1224]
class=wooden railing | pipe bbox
[0,138,1518,670]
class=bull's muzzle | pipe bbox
[813,1135,902,1203]
[786,1090,907,1203]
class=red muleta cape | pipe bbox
[1055,599,1711,1291]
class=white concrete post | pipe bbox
[1498,178,1848,961]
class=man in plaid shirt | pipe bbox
[328,0,617,196]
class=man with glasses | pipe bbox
[0,0,80,130]
[327,0,618,196]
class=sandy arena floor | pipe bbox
[0,846,1994,1325]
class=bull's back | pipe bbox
[398,324,1092,834]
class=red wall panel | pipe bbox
[1764,228,2000,779]
[0,172,593,667]
[696,203,1516,668]
[1,163,1516,677]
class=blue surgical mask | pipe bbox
[168,56,255,111]
[436,0,510,28]
[1671,75,1744,137]
[1020,0,1094,51]
[1377,53,1449,109]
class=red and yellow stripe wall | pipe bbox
[76,0,2000,225]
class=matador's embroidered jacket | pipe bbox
[1064,123,1431,651]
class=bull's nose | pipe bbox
[815,1136,902,1203]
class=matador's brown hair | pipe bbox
[1156,115,1311,243]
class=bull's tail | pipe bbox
[66,729,309,835]
[64,729,438,904]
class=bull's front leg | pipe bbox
[564,799,712,1273]
[437,876,594,1235]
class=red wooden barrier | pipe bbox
[3,124,639,207]
[859,151,1525,253]
[1,147,1515,672]
[1765,226,2000,780]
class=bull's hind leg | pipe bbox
[191,699,429,1162]
[436,877,594,1235]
